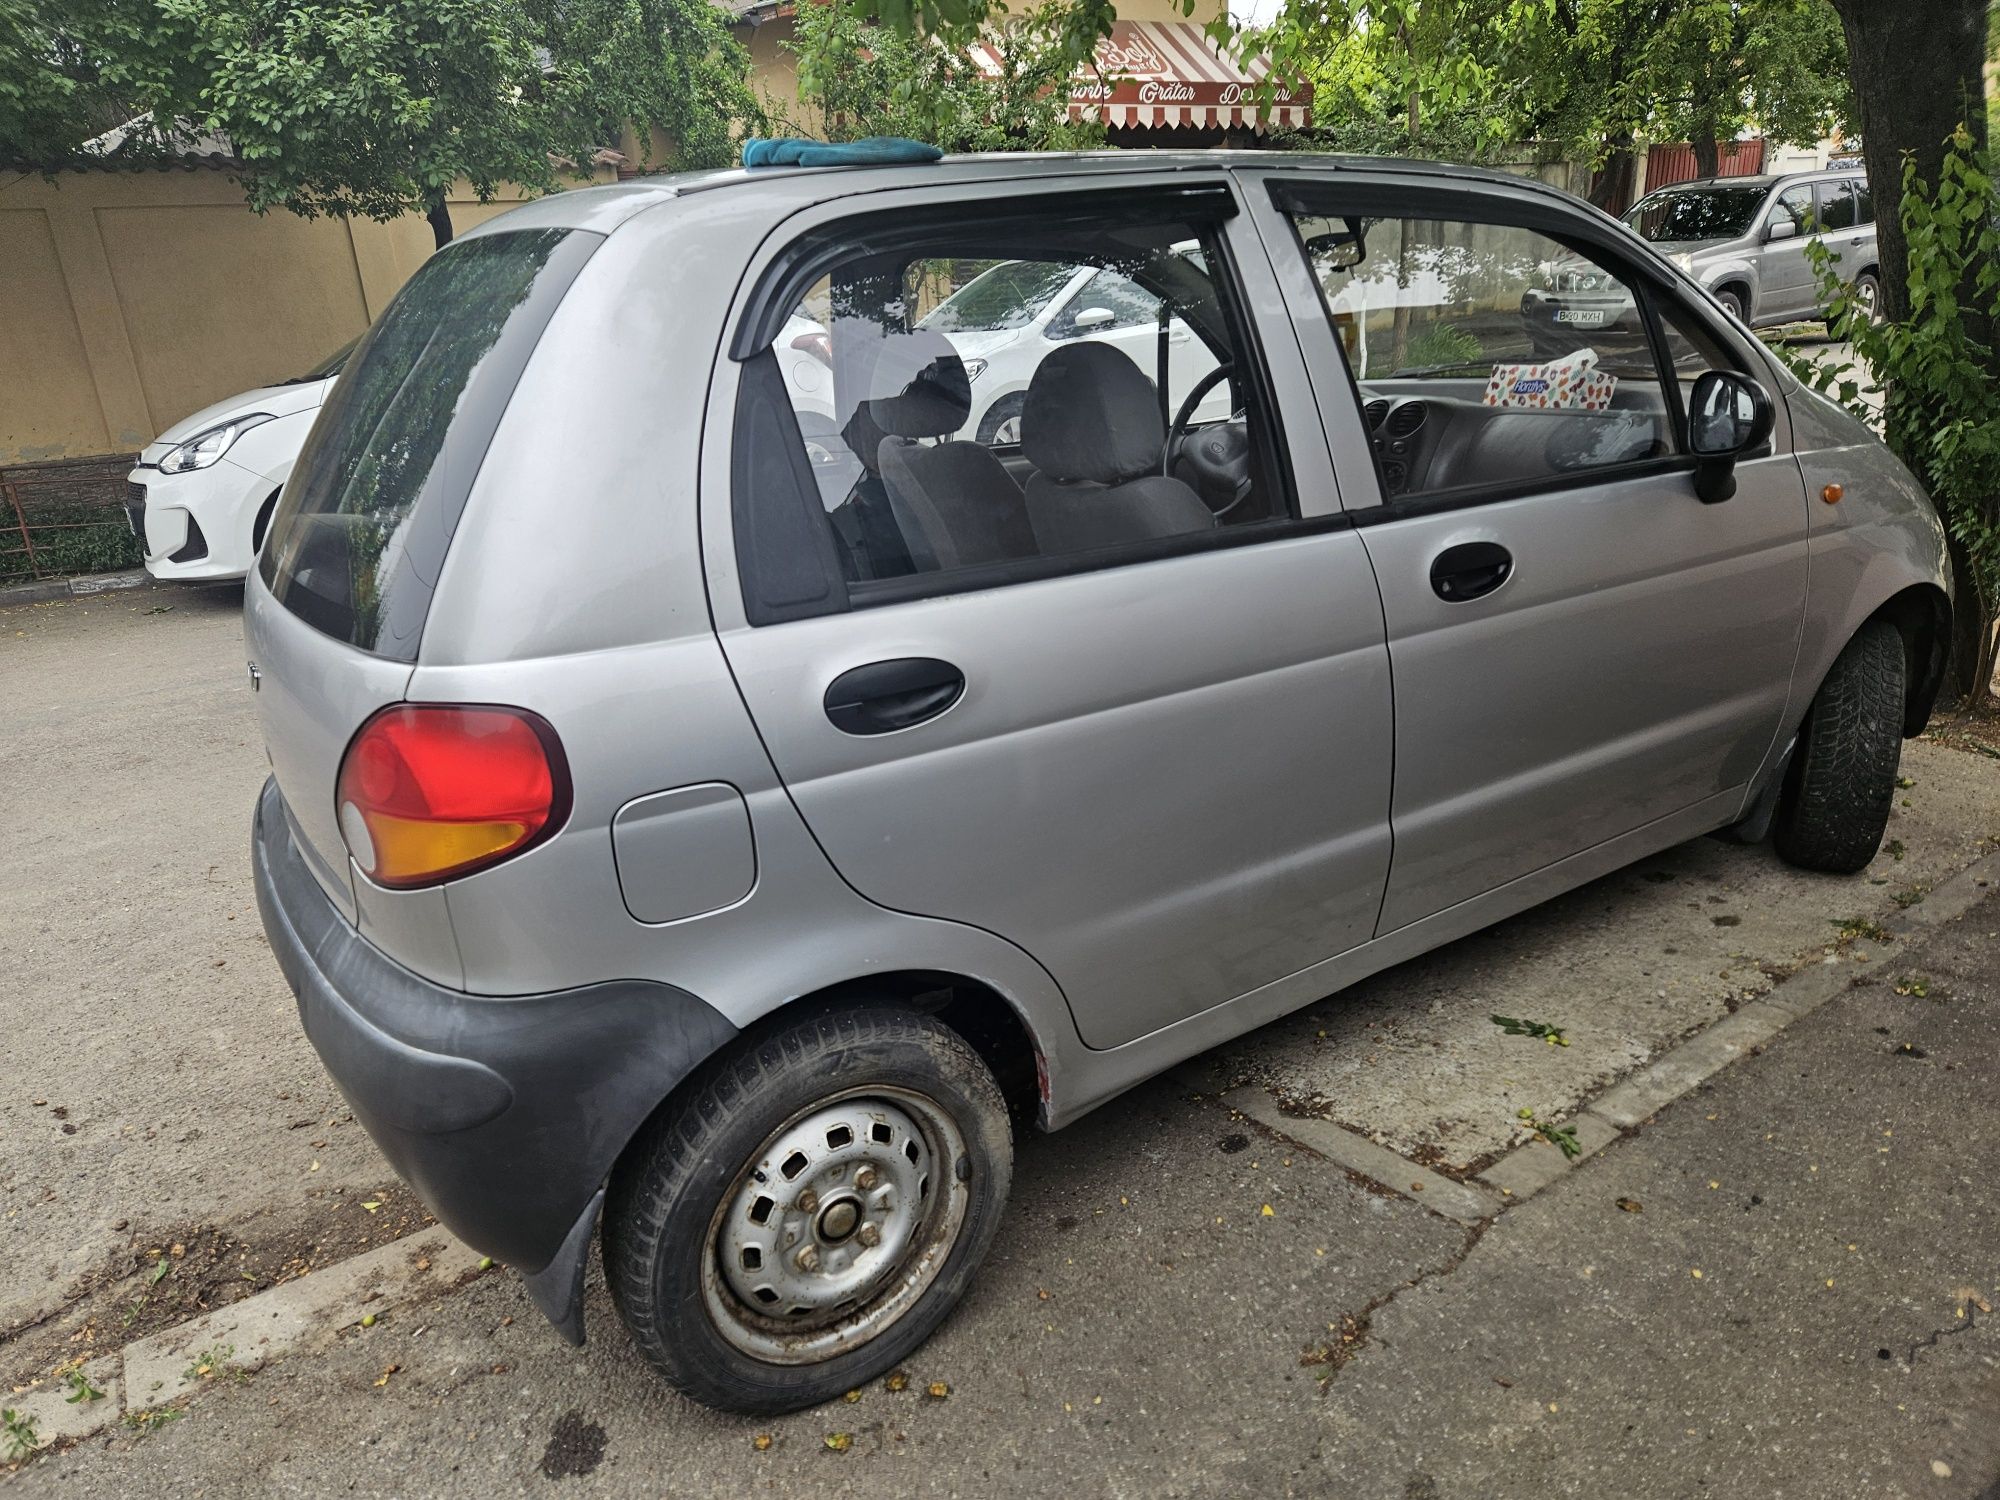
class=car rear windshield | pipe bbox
[258,227,602,660]
[1623,185,1767,243]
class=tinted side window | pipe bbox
[260,229,601,659]
[1772,184,1816,234]
[1815,179,1858,231]
[1852,178,1874,224]
[738,202,1287,616]
[1283,211,1677,500]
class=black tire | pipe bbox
[1774,620,1906,874]
[604,1006,1012,1415]
[975,394,1025,447]
[1714,285,1748,323]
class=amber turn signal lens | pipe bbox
[1822,483,1844,505]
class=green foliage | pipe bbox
[783,3,1103,153]
[1,0,757,243]
[0,504,140,584]
[1777,125,2000,704]
[1245,0,1849,168]
[1403,322,1486,370]
[1,1407,36,1461]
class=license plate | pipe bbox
[1555,308,1608,327]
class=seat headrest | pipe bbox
[856,330,972,440]
[1020,342,1163,484]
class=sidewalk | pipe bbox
[17,894,1996,1498]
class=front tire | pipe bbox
[1714,285,1748,323]
[604,1006,1012,1415]
[1774,620,1905,874]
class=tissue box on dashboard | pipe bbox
[1483,348,1616,411]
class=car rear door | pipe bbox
[1814,178,1873,307]
[1250,169,1809,935]
[704,173,1393,1051]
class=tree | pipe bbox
[0,0,147,164]
[784,2,1103,152]
[1826,0,1992,701]
[1633,0,1847,176]
[2,0,759,250]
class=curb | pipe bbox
[5,1228,487,1454]
[0,570,153,607]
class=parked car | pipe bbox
[125,340,355,582]
[917,256,1230,444]
[247,153,1950,1416]
[1617,168,1880,329]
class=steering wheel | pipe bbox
[1164,362,1255,518]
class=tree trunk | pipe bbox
[425,190,455,252]
[1828,0,1988,328]
[1830,0,1992,703]
[1690,130,1720,179]
[1589,130,1638,213]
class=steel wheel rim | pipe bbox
[701,1085,969,1365]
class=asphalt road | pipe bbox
[4,583,1998,1498]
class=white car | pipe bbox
[126,341,353,583]
[920,259,1230,444]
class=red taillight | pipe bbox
[335,705,571,890]
[790,329,833,366]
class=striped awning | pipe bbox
[969,20,1311,133]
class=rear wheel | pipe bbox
[604,1006,1012,1414]
[1774,620,1905,874]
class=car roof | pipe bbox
[458,149,1624,242]
[1645,166,1864,197]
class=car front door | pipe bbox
[705,176,1393,1050]
[1253,172,1809,935]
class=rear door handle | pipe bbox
[824,657,966,735]
[1430,541,1513,602]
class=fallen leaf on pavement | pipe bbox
[1615,1198,1643,1214]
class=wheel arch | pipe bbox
[1868,582,1953,735]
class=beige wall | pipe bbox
[0,169,566,464]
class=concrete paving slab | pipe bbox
[1309,890,2000,1500]
[3,1353,121,1452]
[1187,738,2000,1173]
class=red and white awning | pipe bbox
[969,20,1311,133]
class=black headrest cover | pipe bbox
[1020,342,1164,484]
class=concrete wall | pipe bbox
[0,168,559,464]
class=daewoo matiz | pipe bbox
[248,151,1950,1414]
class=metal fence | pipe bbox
[0,458,141,586]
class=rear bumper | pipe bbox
[250,777,738,1340]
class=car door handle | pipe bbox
[1429,541,1513,602]
[824,657,966,735]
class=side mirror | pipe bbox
[1688,370,1775,503]
[1764,218,1798,243]
[1071,306,1117,332]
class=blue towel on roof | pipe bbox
[741,136,943,168]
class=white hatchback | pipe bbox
[125,341,352,583]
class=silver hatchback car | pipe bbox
[248,152,1950,1414]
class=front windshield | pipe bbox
[921,261,1079,334]
[1623,186,1767,243]
[293,336,360,383]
